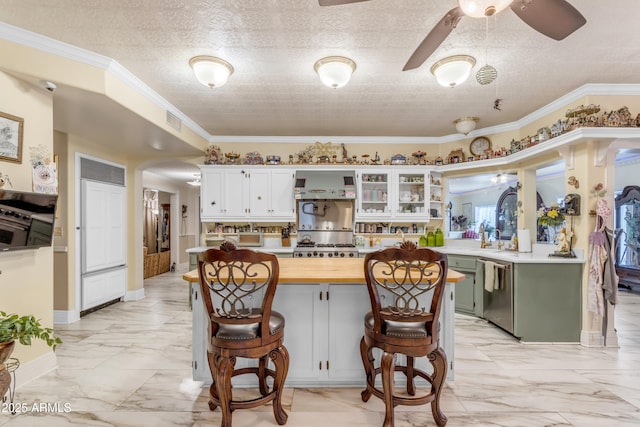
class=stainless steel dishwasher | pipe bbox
[480,259,514,335]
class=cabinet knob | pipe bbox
[211,201,216,205]
[257,196,262,200]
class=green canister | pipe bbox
[426,231,435,247]
[419,233,428,247]
[435,228,444,246]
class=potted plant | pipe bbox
[0,311,62,365]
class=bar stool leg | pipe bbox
[406,356,416,396]
[429,347,448,427]
[215,355,235,427]
[270,345,289,425]
[359,337,374,402]
[381,351,395,427]
[258,355,269,396]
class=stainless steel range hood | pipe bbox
[294,170,356,200]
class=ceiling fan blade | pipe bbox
[318,0,371,6]
[510,0,586,40]
[403,7,464,71]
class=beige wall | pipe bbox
[0,71,56,364]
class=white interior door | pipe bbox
[82,180,126,273]
[81,179,127,311]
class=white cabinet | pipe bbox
[200,168,246,219]
[200,166,295,221]
[395,170,429,219]
[248,169,295,219]
[429,171,444,220]
[356,168,432,221]
[357,171,392,218]
[191,280,455,385]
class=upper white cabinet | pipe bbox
[200,166,295,221]
[357,170,392,218]
[200,168,246,219]
[429,171,444,220]
[248,169,295,219]
[356,168,432,221]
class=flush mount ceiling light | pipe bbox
[314,56,357,89]
[187,173,201,186]
[491,173,515,185]
[453,116,479,135]
[458,0,512,18]
[430,55,476,88]
[189,55,234,89]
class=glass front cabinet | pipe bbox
[356,169,431,220]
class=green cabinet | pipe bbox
[513,263,582,342]
[449,255,483,317]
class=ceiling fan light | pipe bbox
[458,0,512,18]
[314,56,357,88]
[476,64,498,85]
[430,55,476,88]
[189,55,234,88]
[453,117,479,135]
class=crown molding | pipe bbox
[0,22,210,142]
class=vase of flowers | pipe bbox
[537,204,565,243]
[451,215,468,231]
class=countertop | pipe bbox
[183,257,465,284]
[187,244,585,264]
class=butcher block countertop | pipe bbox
[182,257,465,284]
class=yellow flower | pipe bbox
[548,209,558,219]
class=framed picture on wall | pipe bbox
[0,111,24,164]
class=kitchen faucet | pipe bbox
[495,229,504,250]
[479,223,491,248]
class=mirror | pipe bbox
[535,159,565,242]
[495,186,518,240]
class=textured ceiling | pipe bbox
[2,0,640,139]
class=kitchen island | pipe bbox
[183,257,464,386]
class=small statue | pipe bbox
[556,227,572,253]
[341,143,348,161]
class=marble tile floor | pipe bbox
[2,265,640,427]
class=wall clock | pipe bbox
[470,136,492,156]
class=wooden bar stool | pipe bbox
[360,241,449,427]
[197,242,289,427]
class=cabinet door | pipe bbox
[454,270,475,314]
[358,171,392,218]
[327,284,370,382]
[270,170,295,218]
[222,169,248,217]
[200,169,223,218]
[248,169,271,217]
[395,171,428,218]
[273,284,324,383]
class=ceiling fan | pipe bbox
[318,0,586,71]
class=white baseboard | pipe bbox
[53,310,80,325]
[580,329,604,347]
[124,288,145,301]
[13,351,58,389]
